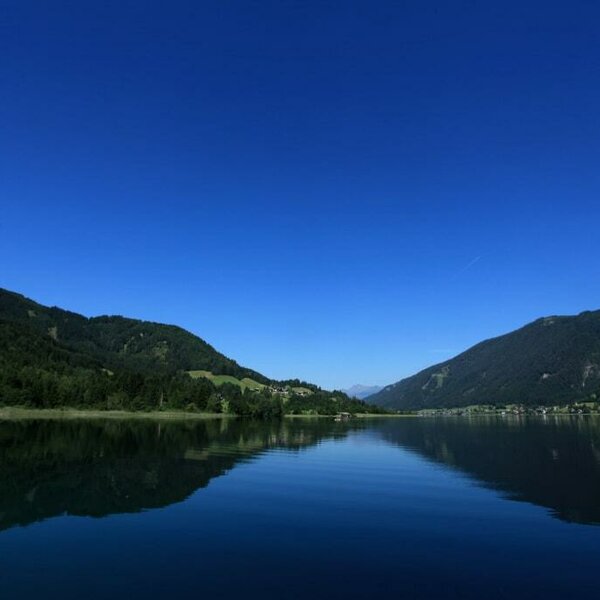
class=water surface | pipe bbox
[1,416,599,598]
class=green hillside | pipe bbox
[188,370,266,391]
[0,288,267,381]
[369,310,600,410]
[0,288,384,416]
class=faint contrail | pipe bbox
[458,255,481,274]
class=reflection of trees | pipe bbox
[0,418,357,531]
[3,415,597,531]
[375,416,600,525]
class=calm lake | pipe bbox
[1,416,599,599]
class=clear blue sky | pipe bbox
[2,1,599,390]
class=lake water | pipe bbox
[1,416,599,599]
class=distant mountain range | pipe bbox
[4,287,599,413]
[343,384,383,400]
[368,310,600,410]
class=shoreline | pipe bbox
[0,407,234,421]
[1,407,593,421]
[0,407,396,421]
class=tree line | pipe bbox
[0,321,385,417]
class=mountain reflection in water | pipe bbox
[0,417,357,531]
[375,415,600,525]
[1,415,600,531]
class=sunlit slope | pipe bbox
[188,370,266,391]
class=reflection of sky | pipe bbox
[3,421,600,599]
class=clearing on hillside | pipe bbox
[188,370,266,391]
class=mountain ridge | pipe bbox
[0,287,269,382]
[0,287,384,416]
[368,310,600,409]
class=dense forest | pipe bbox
[369,310,600,410]
[0,289,384,417]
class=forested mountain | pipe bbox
[369,310,600,410]
[0,288,382,416]
[0,288,266,381]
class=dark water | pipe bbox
[1,416,599,599]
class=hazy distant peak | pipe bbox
[343,384,383,400]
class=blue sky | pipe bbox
[2,1,600,389]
